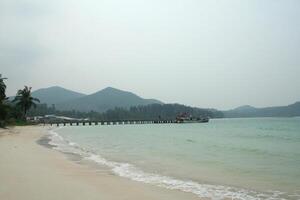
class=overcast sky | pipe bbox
[1,0,300,109]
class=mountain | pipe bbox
[223,102,300,118]
[32,86,86,105]
[232,105,257,112]
[55,87,163,112]
[21,86,300,118]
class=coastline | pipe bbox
[0,126,200,200]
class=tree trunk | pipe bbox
[23,107,27,121]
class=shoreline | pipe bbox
[0,126,200,200]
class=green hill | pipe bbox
[55,87,163,112]
[31,86,86,105]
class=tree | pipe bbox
[0,74,7,101]
[13,86,40,120]
[0,74,9,126]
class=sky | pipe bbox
[1,0,300,110]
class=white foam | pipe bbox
[47,129,290,200]
[48,129,64,148]
[68,142,78,146]
[47,129,88,157]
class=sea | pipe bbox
[48,117,300,200]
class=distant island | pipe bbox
[223,102,300,118]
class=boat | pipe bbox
[175,113,209,123]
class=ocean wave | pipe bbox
[47,128,292,200]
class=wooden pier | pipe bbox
[47,119,177,127]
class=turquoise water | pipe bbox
[52,118,300,199]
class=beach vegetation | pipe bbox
[0,74,9,127]
[12,86,40,121]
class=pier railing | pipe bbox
[44,119,177,126]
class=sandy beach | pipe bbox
[0,126,200,200]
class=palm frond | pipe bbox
[11,86,40,119]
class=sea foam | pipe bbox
[47,129,290,200]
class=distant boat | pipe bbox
[175,113,209,123]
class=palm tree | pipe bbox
[0,74,7,101]
[0,74,9,127]
[13,86,40,120]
